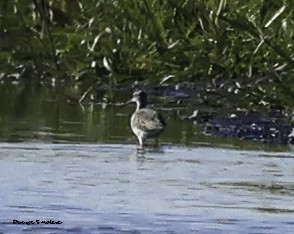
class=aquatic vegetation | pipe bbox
[1,0,294,108]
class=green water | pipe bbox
[0,83,289,151]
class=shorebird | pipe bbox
[127,90,166,146]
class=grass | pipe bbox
[1,0,294,108]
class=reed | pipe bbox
[1,0,294,107]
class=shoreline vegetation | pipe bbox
[1,0,294,110]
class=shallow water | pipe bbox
[1,84,294,233]
[1,143,294,233]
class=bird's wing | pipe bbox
[133,109,166,131]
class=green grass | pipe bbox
[1,0,294,108]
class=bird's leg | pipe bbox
[138,137,144,148]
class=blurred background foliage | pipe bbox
[0,0,294,108]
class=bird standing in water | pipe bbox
[127,90,166,146]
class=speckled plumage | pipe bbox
[129,91,166,146]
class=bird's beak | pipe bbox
[126,97,135,105]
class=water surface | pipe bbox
[1,84,294,233]
[1,143,294,233]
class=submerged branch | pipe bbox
[79,81,101,103]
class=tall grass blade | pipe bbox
[265,5,286,28]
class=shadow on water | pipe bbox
[135,144,166,158]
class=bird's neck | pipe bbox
[136,101,146,111]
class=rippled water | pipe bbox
[1,143,294,233]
